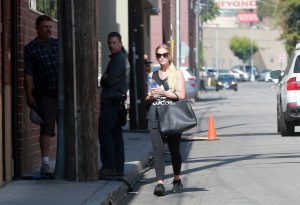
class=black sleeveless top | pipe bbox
[151,70,173,106]
[152,70,170,91]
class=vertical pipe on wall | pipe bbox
[11,0,21,178]
[1,0,5,182]
[70,0,79,182]
[55,0,65,179]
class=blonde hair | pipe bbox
[155,44,178,92]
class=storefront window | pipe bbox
[29,0,57,19]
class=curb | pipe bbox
[98,151,153,205]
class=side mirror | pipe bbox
[270,70,282,79]
[270,70,283,84]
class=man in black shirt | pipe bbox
[98,32,130,177]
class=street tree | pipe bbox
[202,0,220,23]
[229,36,258,64]
[277,0,300,56]
[257,0,278,23]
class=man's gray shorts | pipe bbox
[36,96,58,136]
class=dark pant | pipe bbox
[36,96,58,136]
[98,101,124,173]
[148,105,182,180]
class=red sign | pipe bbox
[238,12,259,23]
[215,0,257,9]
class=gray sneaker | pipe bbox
[40,164,53,176]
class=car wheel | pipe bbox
[234,88,238,91]
[279,107,294,136]
[216,89,219,92]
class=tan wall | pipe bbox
[99,0,129,74]
[202,27,288,70]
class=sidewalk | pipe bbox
[0,131,153,205]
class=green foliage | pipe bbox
[36,0,57,19]
[229,36,258,63]
[202,0,220,23]
[257,0,278,20]
[277,0,300,56]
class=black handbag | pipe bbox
[157,99,197,135]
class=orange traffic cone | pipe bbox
[207,115,218,140]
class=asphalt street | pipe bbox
[119,82,300,205]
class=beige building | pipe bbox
[202,26,288,71]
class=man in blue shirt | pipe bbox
[24,15,58,176]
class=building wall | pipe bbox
[202,27,287,70]
[150,0,163,63]
[188,3,196,71]
[99,0,128,74]
[179,0,189,67]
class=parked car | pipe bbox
[231,65,259,81]
[180,67,198,99]
[245,65,259,81]
[205,67,218,78]
[216,74,238,91]
[257,69,272,82]
[229,68,248,81]
[270,43,300,136]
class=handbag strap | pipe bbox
[173,92,179,101]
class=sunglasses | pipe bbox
[156,52,169,58]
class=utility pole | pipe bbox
[128,0,148,130]
[191,0,207,90]
[59,0,98,181]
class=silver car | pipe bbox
[180,67,198,99]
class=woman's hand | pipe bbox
[146,91,156,102]
[151,86,165,97]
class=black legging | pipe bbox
[148,104,182,180]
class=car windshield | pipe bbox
[218,75,235,80]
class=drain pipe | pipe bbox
[55,0,65,179]
[70,0,79,182]
[11,0,21,178]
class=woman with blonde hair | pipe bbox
[146,44,186,196]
